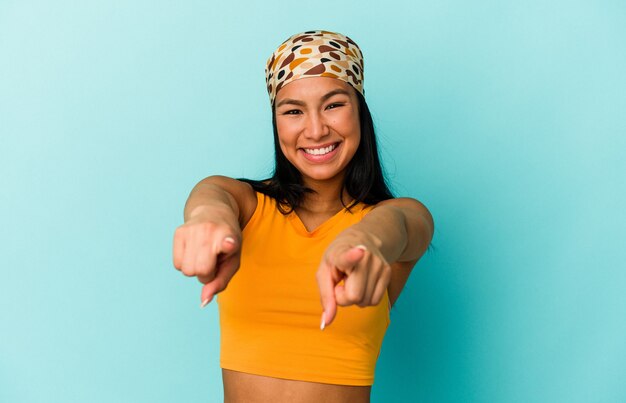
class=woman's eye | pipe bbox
[327,103,344,110]
[284,109,301,115]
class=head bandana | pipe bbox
[265,30,365,106]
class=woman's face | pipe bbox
[274,77,361,185]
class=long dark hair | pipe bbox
[239,90,394,214]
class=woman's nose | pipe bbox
[304,113,330,140]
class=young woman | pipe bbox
[173,30,434,403]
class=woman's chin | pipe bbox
[300,168,346,184]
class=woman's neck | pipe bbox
[300,176,352,215]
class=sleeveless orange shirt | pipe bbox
[217,191,391,386]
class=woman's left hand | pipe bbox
[316,231,392,329]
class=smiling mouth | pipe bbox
[302,142,339,156]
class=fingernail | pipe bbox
[320,311,326,331]
[355,244,367,251]
[224,237,235,244]
[200,296,213,308]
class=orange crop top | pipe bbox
[217,191,391,386]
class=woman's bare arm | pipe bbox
[174,175,257,305]
[183,175,257,228]
[354,197,434,264]
[316,197,434,327]
[357,198,434,308]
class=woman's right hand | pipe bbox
[173,205,242,306]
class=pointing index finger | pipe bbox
[316,258,337,329]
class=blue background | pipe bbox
[1,1,625,402]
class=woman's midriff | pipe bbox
[222,369,371,403]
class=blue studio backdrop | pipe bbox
[1,1,625,402]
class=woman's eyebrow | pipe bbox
[276,89,351,108]
[276,98,305,108]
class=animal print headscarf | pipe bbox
[265,30,365,106]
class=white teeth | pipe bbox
[304,144,337,155]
